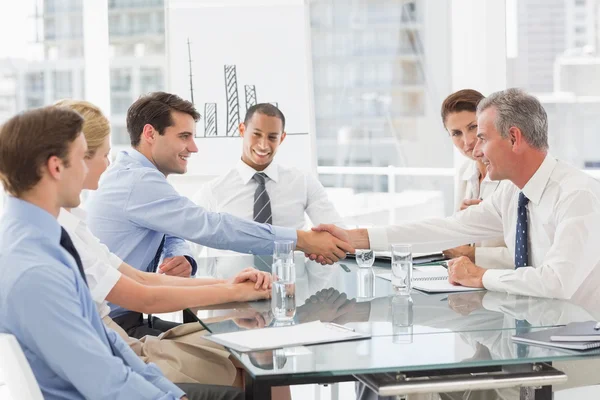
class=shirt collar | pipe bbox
[521,154,557,206]
[120,148,159,171]
[4,196,61,244]
[461,160,479,181]
[461,160,494,184]
[236,159,279,184]
[58,207,87,232]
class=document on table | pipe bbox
[205,320,370,352]
[376,266,485,293]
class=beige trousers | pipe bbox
[104,316,237,386]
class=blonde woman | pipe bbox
[54,99,271,389]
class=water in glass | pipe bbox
[271,258,296,321]
[391,244,412,293]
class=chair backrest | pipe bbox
[0,334,43,400]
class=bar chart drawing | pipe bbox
[204,103,217,136]
[195,63,301,138]
[244,85,257,110]
[224,65,241,136]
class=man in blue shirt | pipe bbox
[86,92,354,336]
[0,106,242,400]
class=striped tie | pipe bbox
[253,172,272,224]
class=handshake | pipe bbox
[295,224,369,265]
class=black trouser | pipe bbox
[113,311,181,339]
[175,383,243,400]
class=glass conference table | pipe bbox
[187,254,600,400]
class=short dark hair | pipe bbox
[243,103,286,131]
[0,106,84,197]
[440,89,485,126]
[126,91,201,147]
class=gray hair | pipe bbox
[476,88,548,150]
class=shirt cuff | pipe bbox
[367,227,389,251]
[184,255,198,276]
[90,266,122,304]
[155,376,185,399]
[108,253,123,270]
[272,226,298,247]
[482,268,514,292]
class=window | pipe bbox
[508,0,600,169]
[140,68,164,94]
[310,0,453,222]
[53,71,73,100]
[110,68,131,92]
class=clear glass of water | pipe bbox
[272,240,296,321]
[355,249,375,268]
[391,244,412,293]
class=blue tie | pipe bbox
[515,192,529,269]
[515,192,531,357]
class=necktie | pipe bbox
[253,172,272,224]
[60,227,88,286]
[514,192,529,269]
[514,192,531,357]
[147,235,166,273]
[60,228,116,355]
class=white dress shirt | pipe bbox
[369,155,600,303]
[454,159,513,270]
[194,160,343,230]
[58,208,122,318]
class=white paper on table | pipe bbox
[205,321,369,352]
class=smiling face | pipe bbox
[240,112,286,171]
[150,110,198,176]
[445,110,479,161]
[473,107,515,181]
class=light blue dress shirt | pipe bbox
[85,149,296,316]
[0,197,185,400]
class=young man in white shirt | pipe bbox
[311,88,600,305]
[194,103,343,237]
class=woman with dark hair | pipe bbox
[440,89,512,270]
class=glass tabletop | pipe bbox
[193,254,595,339]
[191,254,600,379]
[234,328,600,379]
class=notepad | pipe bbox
[549,321,600,342]
[376,266,485,293]
[512,327,600,351]
[204,321,370,352]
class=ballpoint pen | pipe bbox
[328,322,355,332]
[339,263,351,273]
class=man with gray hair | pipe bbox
[312,88,600,305]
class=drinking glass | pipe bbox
[271,240,296,320]
[355,249,375,268]
[391,244,412,293]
